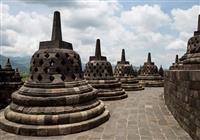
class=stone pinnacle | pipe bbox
[95,39,101,59]
[147,52,151,63]
[121,49,126,62]
[175,54,179,63]
[51,11,62,41]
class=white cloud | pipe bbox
[171,5,200,33]
[0,2,199,69]
[120,5,171,32]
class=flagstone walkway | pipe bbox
[0,88,192,140]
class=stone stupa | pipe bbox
[0,11,109,136]
[137,52,164,87]
[114,49,144,91]
[158,65,164,77]
[84,39,127,100]
[0,59,23,109]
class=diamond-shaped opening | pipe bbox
[56,67,61,73]
[66,67,70,72]
[39,59,44,65]
[30,75,33,80]
[61,75,65,81]
[61,59,65,65]
[65,53,69,58]
[55,53,60,58]
[72,74,76,80]
[33,60,35,65]
[34,67,38,72]
[49,75,54,82]
[44,53,50,58]
[38,75,42,81]
[70,59,74,65]
[44,67,49,73]
[93,73,96,77]
[37,54,40,58]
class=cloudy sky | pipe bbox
[1,0,200,68]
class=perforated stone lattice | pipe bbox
[84,61,113,80]
[29,49,82,83]
[114,65,135,77]
[140,64,159,76]
[187,36,200,53]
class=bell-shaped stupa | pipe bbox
[114,49,144,91]
[172,15,200,69]
[137,52,164,87]
[0,59,23,109]
[0,11,109,136]
[158,65,164,77]
[84,39,127,100]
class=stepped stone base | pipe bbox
[0,80,110,136]
[88,79,127,101]
[138,75,164,87]
[0,105,109,136]
[120,78,144,91]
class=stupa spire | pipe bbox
[95,39,101,59]
[197,15,200,32]
[51,11,62,41]
[194,14,200,36]
[175,54,179,63]
[121,49,126,62]
[4,58,12,70]
[147,52,151,63]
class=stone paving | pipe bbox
[0,88,192,140]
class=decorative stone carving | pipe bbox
[0,59,23,109]
[84,39,127,100]
[137,52,164,87]
[0,11,109,136]
[114,49,144,91]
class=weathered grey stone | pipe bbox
[0,59,23,109]
[137,52,164,87]
[0,11,110,136]
[164,14,200,140]
[114,49,144,91]
[84,39,127,100]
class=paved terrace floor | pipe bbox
[0,88,192,140]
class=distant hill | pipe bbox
[0,55,31,73]
[0,55,140,74]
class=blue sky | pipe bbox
[1,0,200,68]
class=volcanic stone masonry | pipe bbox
[0,59,23,109]
[137,52,164,87]
[84,39,128,100]
[0,11,109,136]
[164,15,200,140]
[114,49,144,91]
